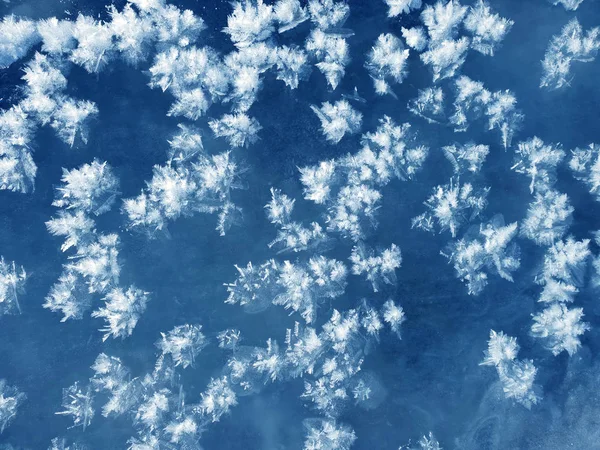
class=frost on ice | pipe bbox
[266,188,330,253]
[303,418,356,450]
[443,217,520,295]
[512,137,564,193]
[384,0,423,18]
[365,33,410,96]
[463,0,513,56]
[415,1,512,81]
[569,143,600,200]
[442,143,489,174]
[451,76,523,148]
[274,0,309,33]
[412,178,489,237]
[480,330,539,408]
[541,19,600,90]
[305,29,350,90]
[0,380,25,434]
[529,238,591,355]
[0,258,27,317]
[520,190,573,246]
[226,257,347,323]
[123,125,245,236]
[548,0,585,10]
[0,106,37,194]
[398,432,442,450]
[209,113,262,148]
[92,287,150,341]
[531,303,589,356]
[310,100,363,144]
[55,382,95,430]
[408,75,522,149]
[53,160,120,216]
[223,0,275,48]
[157,324,207,368]
[408,87,446,123]
[44,160,149,341]
[350,243,402,292]
[0,16,40,69]
[300,116,428,240]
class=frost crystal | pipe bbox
[366,33,410,96]
[0,380,25,434]
[0,258,27,316]
[92,287,150,341]
[299,117,427,240]
[308,0,350,30]
[303,419,356,450]
[124,126,244,236]
[531,303,589,356]
[412,178,489,237]
[350,244,402,292]
[512,137,564,193]
[327,184,381,240]
[541,19,600,90]
[0,16,40,69]
[444,217,520,295]
[382,299,406,336]
[209,113,262,148]
[37,18,76,55]
[48,437,86,450]
[44,271,92,321]
[224,0,274,48]
[266,188,330,253]
[197,377,237,423]
[108,4,155,64]
[275,0,309,32]
[542,237,590,287]
[442,143,489,174]
[157,324,207,368]
[217,329,242,350]
[421,1,468,44]
[548,0,585,10]
[55,382,95,430]
[385,0,423,18]
[66,233,121,294]
[451,76,523,148]
[359,116,429,182]
[305,29,350,90]
[275,258,348,323]
[276,46,311,89]
[69,15,116,73]
[399,432,442,450]
[91,354,141,417]
[463,1,513,56]
[521,190,573,246]
[569,143,600,200]
[408,87,446,123]
[227,257,347,323]
[0,106,37,193]
[480,330,539,408]
[50,99,99,148]
[530,237,590,355]
[53,160,119,215]
[310,100,363,144]
[421,37,470,82]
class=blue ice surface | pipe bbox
[1,0,600,448]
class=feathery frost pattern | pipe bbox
[480,330,540,408]
[0,0,600,448]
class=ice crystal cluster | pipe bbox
[1,0,600,448]
[480,330,540,408]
